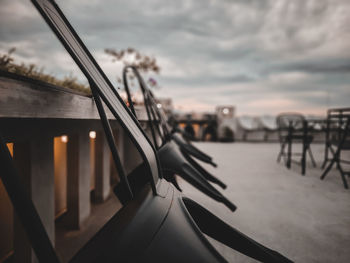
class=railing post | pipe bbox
[94,131,111,202]
[13,138,55,263]
[66,132,91,229]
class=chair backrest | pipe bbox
[276,113,305,130]
[123,66,169,149]
[326,108,350,148]
[276,113,305,141]
[31,0,160,188]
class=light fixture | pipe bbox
[61,135,68,143]
[222,108,229,115]
[156,103,162,109]
[89,131,96,139]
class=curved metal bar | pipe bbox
[122,69,136,116]
[183,198,293,263]
[32,0,161,198]
[123,66,216,165]
[123,66,162,148]
[147,90,217,167]
[122,66,227,192]
[158,141,236,212]
[182,151,226,189]
[91,85,133,199]
[172,132,217,167]
[122,68,234,208]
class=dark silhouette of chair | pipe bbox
[321,108,350,189]
[202,121,218,142]
[184,123,196,140]
[277,113,316,175]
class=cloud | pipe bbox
[280,62,350,74]
[0,0,349,115]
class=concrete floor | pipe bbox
[179,142,350,263]
[55,195,122,262]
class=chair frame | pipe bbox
[320,108,350,189]
[277,113,316,175]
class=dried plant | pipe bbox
[105,47,161,92]
[0,47,161,97]
[105,47,160,74]
[0,48,90,94]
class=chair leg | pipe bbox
[322,145,336,169]
[320,158,336,180]
[301,142,307,175]
[287,139,292,169]
[307,147,317,167]
[277,142,285,163]
[337,164,349,189]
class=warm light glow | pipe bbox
[156,103,162,109]
[222,108,229,115]
[61,135,68,143]
[89,131,96,139]
[6,143,13,156]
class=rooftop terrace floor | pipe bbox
[180,142,350,262]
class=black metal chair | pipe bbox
[320,108,350,189]
[122,66,233,209]
[277,113,316,175]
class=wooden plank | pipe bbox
[0,74,150,145]
[0,75,114,120]
[0,75,148,121]
[0,118,105,143]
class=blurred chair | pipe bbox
[321,108,350,189]
[184,122,196,141]
[277,113,316,175]
[305,116,328,143]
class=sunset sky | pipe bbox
[1,0,349,115]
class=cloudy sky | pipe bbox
[1,0,349,115]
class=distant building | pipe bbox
[216,106,236,142]
[216,106,235,120]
